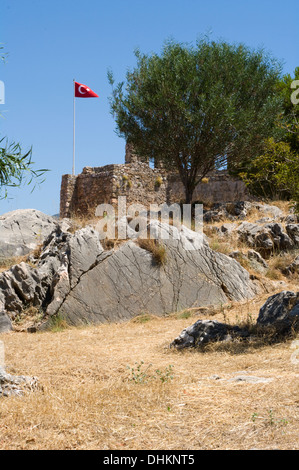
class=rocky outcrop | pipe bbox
[237,222,296,258]
[204,202,299,263]
[203,201,283,223]
[0,214,261,330]
[0,209,59,259]
[209,220,299,260]
[285,224,299,245]
[0,225,103,327]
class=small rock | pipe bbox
[283,255,299,276]
[247,249,269,270]
[0,366,39,397]
[0,311,12,333]
[227,375,273,384]
[286,224,299,246]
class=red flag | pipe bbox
[74,81,98,98]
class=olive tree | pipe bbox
[108,39,283,203]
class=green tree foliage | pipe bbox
[236,68,299,211]
[239,138,299,211]
[108,39,283,203]
[275,67,299,153]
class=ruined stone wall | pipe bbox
[60,162,169,218]
[167,171,249,205]
[60,161,249,218]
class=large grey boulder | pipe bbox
[0,209,58,259]
[170,319,248,349]
[257,291,299,327]
[51,222,259,327]
[0,225,103,323]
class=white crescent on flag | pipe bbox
[78,85,90,95]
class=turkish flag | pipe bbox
[74,82,99,98]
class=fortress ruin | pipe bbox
[60,144,248,218]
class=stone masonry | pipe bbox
[60,144,248,218]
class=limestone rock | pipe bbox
[285,224,299,246]
[284,214,298,224]
[0,213,260,329]
[215,223,237,237]
[0,209,58,259]
[171,290,299,349]
[0,225,104,325]
[203,210,224,223]
[0,311,12,333]
[170,319,248,349]
[247,249,269,271]
[0,366,39,397]
[283,255,299,276]
[257,291,299,327]
[68,226,104,288]
[203,201,283,224]
[254,203,283,219]
[237,222,294,258]
[51,221,259,327]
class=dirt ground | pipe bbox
[1,290,298,450]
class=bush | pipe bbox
[237,138,299,212]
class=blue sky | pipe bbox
[0,0,298,216]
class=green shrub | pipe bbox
[237,138,299,211]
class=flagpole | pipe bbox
[72,79,75,176]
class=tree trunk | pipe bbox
[184,185,194,205]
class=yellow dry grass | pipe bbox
[1,290,299,450]
[0,255,29,273]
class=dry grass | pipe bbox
[1,291,299,451]
[137,238,167,265]
[0,255,29,273]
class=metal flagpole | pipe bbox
[72,79,76,176]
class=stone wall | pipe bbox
[60,158,249,218]
[168,171,249,205]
